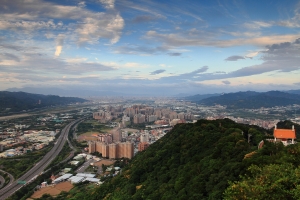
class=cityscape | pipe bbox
[1,0,300,199]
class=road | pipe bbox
[76,159,94,173]
[0,119,82,200]
[0,175,4,189]
[0,170,14,190]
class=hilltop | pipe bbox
[43,119,300,200]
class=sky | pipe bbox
[1,0,300,97]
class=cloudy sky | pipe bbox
[1,0,300,96]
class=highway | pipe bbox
[0,119,82,200]
[0,170,14,190]
[0,175,4,189]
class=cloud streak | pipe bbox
[225,55,245,61]
[145,30,300,48]
[150,69,165,75]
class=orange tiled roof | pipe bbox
[274,129,296,139]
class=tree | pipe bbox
[224,164,300,200]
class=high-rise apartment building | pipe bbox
[109,143,118,159]
[138,142,149,152]
[89,141,134,159]
[140,132,149,143]
[88,141,95,154]
[133,113,145,124]
[112,128,122,142]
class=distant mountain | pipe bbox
[7,86,174,97]
[6,87,126,97]
[0,91,87,113]
[182,93,221,101]
[286,89,300,95]
[198,91,300,109]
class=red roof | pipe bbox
[274,129,296,139]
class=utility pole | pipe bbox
[248,133,252,143]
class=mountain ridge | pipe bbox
[186,90,300,109]
[0,91,87,113]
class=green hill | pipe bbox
[37,119,300,200]
[0,91,87,113]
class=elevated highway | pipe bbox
[0,119,83,200]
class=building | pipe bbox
[88,141,95,154]
[93,110,112,123]
[101,144,109,158]
[122,115,131,126]
[140,132,149,143]
[89,141,134,159]
[138,142,149,151]
[118,142,134,159]
[112,128,122,142]
[97,134,112,144]
[274,125,296,146]
[147,115,157,122]
[133,114,145,124]
[109,143,117,159]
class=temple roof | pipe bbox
[274,129,296,139]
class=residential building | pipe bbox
[138,142,149,151]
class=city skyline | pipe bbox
[1,0,300,96]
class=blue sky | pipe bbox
[0,0,300,96]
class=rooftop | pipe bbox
[274,126,296,139]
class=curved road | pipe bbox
[0,119,82,200]
[0,175,4,189]
[0,170,14,190]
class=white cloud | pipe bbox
[66,58,88,63]
[100,0,115,9]
[54,34,64,57]
[0,0,124,45]
[145,30,300,47]
[124,63,140,68]
[0,20,59,30]
[54,46,62,56]
[244,21,273,29]
[76,13,124,45]
[78,1,86,8]
[245,51,259,58]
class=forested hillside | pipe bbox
[0,91,87,113]
[42,119,300,200]
[197,91,300,109]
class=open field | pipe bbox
[93,159,115,167]
[0,113,31,121]
[0,104,93,121]
[76,120,113,135]
[121,128,139,133]
[77,132,99,142]
[30,181,74,199]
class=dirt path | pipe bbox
[31,181,74,199]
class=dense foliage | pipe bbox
[54,119,268,199]
[0,91,86,113]
[39,119,300,199]
[225,141,300,199]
